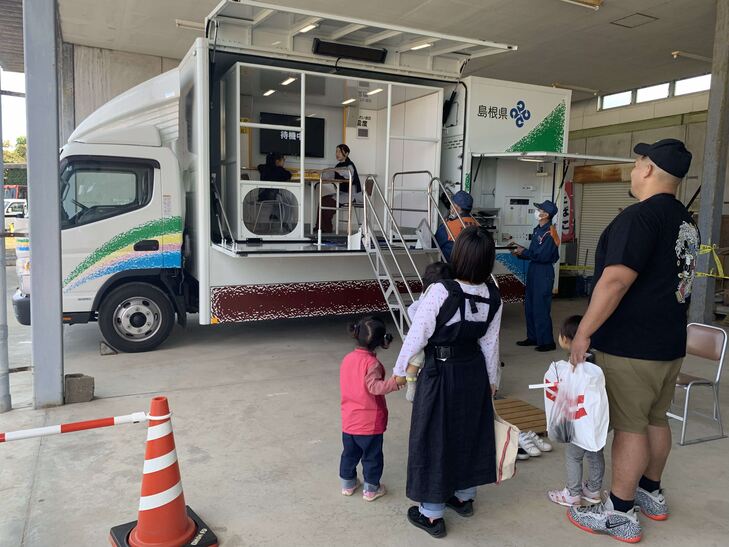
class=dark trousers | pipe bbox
[340,433,384,491]
[525,263,555,345]
[315,195,338,233]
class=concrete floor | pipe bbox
[1,271,728,546]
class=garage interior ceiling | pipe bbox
[1,0,716,101]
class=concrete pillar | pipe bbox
[0,69,11,413]
[23,0,64,407]
[690,0,729,324]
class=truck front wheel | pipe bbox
[98,282,175,353]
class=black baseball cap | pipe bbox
[534,200,558,218]
[633,138,692,179]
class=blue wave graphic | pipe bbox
[64,251,182,292]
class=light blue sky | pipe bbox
[1,69,27,147]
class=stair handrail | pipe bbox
[362,176,423,304]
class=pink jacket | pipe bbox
[340,348,400,435]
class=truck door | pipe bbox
[60,157,163,311]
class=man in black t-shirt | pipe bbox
[567,139,699,542]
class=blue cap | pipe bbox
[452,191,473,211]
[534,200,558,218]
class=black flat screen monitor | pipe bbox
[260,112,325,158]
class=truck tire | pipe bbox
[98,282,175,353]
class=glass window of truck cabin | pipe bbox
[60,160,153,228]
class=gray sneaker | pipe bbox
[568,498,642,543]
[635,487,668,521]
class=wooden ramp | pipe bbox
[494,397,546,434]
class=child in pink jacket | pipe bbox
[340,316,404,501]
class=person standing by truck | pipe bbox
[511,200,560,352]
[434,191,479,261]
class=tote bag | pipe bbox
[494,410,519,483]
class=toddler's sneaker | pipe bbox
[548,487,581,507]
[518,432,542,457]
[516,447,530,460]
[582,481,602,504]
[524,430,553,452]
[568,498,642,543]
[635,487,668,521]
[341,480,361,496]
[363,484,386,502]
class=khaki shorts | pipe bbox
[593,350,683,434]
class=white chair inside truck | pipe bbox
[252,196,284,233]
[667,322,727,445]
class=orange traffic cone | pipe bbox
[110,396,217,547]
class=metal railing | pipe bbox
[362,175,424,340]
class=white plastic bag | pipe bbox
[543,360,609,452]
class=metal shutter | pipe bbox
[577,183,635,268]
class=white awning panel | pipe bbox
[471,151,635,164]
[206,0,517,80]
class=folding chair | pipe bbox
[667,322,727,445]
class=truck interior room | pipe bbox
[207,51,445,256]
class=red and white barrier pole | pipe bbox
[0,411,148,442]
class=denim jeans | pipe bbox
[420,487,477,519]
[339,433,384,493]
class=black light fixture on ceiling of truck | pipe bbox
[312,38,387,64]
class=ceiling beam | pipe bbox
[290,16,322,34]
[253,8,275,27]
[328,23,366,41]
[467,47,515,60]
[428,43,472,57]
[363,30,401,46]
[399,37,441,52]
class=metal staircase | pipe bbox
[361,173,472,340]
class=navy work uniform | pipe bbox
[435,190,479,262]
[518,209,560,349]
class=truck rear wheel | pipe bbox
[98,282,175,353]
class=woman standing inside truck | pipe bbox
[393,226,503,538]
[315,144,361,233]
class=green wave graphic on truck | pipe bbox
[63,217,183,288]
[507,101,566,153]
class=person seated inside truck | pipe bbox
[435,190,480,261]
[315,144,362,233]
[257,152,292,201]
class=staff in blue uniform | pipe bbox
[511,200,560,352]
[434,191,480,262]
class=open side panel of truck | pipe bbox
[179,38,212,325]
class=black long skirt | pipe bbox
[406,351,496,503]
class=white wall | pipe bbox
[344,108,380,177]
[73,44,178,127]
[568,91,716,211]
[569,91,709,132]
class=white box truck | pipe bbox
[16,1,623,352]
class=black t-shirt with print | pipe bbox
[591,193,699,361]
